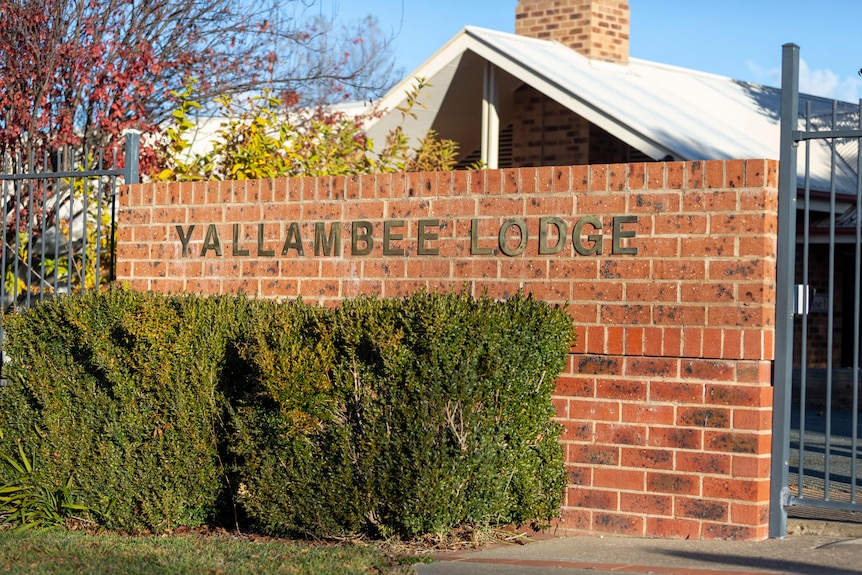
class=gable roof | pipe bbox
[365,26,858,194]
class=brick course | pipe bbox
[117,159,779,540]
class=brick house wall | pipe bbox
[511,85,590,167]
[510,86,633,167]
[792,244,861,411]
[117,159,778,540]
[794,243,845,369]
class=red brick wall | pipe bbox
[117,159,779,540]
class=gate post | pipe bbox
[124,131,140,185]
[769,43,800,538]
[111,131,141,282]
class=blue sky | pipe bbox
[330,0,862,102]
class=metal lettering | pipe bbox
[573,217,603,256]
[257,223,275,257]
[417,219,440,256]
[352,221,374,256]
[383,220,406,256]
[173,216,639,259]
[314,222,341,257]
[612,216,638,255]
[499,218,528,257]
[280,222,302,256]
[539,217,567,255]
[200,224,222,257]
[176,224,196,258]
[470,218,492,255]
[232,224,250,256]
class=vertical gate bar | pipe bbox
[0,155,4,368]
[0,177,9,356]
[853,98,862,504]
[110,146,117,282]
[12,156,21,308]
[24,150,34,309]
[81,153,89,292]
[94,148,104,290]
[53,148,61,296]
[67,170,73,295]
[123,131,140,186]
[798,101,813,498]
[771,42,800,538]
[112,133,137,283]
[109,176,117,283]
[824,100,839,501]
[110,146,118,283]
[39,150,48,303]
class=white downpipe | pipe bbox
[481,62,500,169]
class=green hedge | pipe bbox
[0,289,574,537]
[0,290,250,531]
[228,301,363,536]
[356,292,571,535]
[232,292,573,537]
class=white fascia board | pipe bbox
[461,29,681,161]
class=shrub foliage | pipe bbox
[0,289,574,537]
[0,290,249,531]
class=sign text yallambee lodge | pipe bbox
[174,215,639,259]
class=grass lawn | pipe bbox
[0,529,414,574]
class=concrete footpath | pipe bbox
[412,522,862,575]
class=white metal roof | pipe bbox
[365,26,858,194]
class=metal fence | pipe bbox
[771,44,862,537]
[0,132,140,370]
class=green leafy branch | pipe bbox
[156,77,460,182]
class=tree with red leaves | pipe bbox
[0,0,397,163]
[0,0,397,306]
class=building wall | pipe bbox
[590,123,635,164]
[511,86,633,167]
[794,244,848,370]
[117,159,778,540]
[793,244,861,411]
[512,86,590,167]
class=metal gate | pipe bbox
[0,132,140,367]
[771,44,862,537]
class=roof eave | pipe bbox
[460,27,681,161]
[369,26,683,162]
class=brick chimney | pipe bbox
[515,0,630,65]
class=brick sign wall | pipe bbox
[118,159,778,540]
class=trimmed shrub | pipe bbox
[335,291,572,536]
[0,289,250,531]
[227,300,363,536]
[232,291,574,537]
[0,289,574,538]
